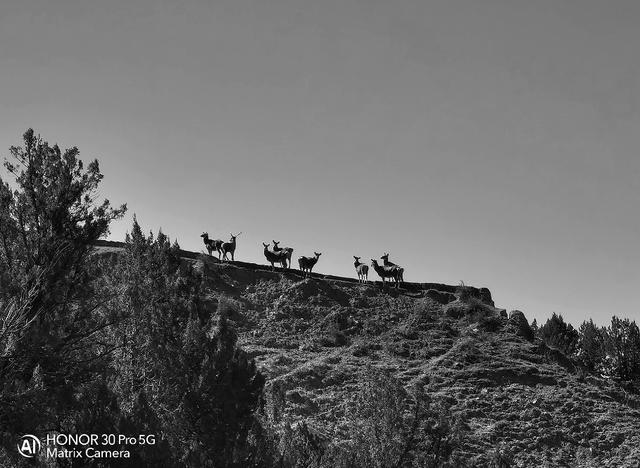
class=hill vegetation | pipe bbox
[1,130,639,467]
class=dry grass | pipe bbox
[193,258,640,466]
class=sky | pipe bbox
[1,0,639,326]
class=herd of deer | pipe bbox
[201,232,406,287]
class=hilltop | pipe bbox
[93,241,640,467]
[5,130,638,468]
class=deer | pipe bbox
[353,256,369,283]
[220,232,241,261]
[298,252,321,277]
[272,240,294,269]
[381,253,404,282]
[200,232,224,259]
[263,242,288,270]
[371,259,403,288]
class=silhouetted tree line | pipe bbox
[0,130,268,467]
[0,130,468,467]
[537,312,640,386]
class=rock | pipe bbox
[425,289,456,305]
[479,288,494,306]
[508,310,534,341]
[499,309,508,318]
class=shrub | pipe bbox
[445,302,468,319]
[478,314,503,333]
[490,443,515,467]
[268,367,466,467]
[539,313,579,355]
[446,296,496,322]
[456,281,478,303]
[318,330,349,347]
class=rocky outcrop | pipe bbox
[425,289,456,305]
[479,287,494,306]
[508,310,534,341]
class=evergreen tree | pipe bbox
[0,129,126,458]
[107,220,266,467]
[603,316,640,382]
[577,319,605,372]
[539,313,579,355]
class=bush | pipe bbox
[456,281,478,303]
[446,296,496,322]
[539,313,579,355]
[490,443,515,467]
[478,314,503,333]
[267,367,466,467]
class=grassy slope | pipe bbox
[97,244,640,467]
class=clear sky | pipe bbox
[1,0,639,326]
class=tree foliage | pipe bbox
[0,130,267,467]
[0,129,126,457]
[264,368,465,468]
[106,221,266,466]
[603,316,640,382]
[567,316,640,386]
[539,313,579,355]
[576,319,605,372]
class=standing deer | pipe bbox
[200,232,223,259]
[381,253,404,282]
[298,252,321,277]
[272,240,294,269]
[263,242,288,270]
[221,232,241,261]
[371,259,403,289]
[353,256,369,283]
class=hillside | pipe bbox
[98,241,640,467]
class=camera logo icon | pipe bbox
[17,434,41,458]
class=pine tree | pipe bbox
[604,317,640,382]
[539,313,579,355]
[577,319,605,372]
[0,129,126,455]
[107,220,265,466]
